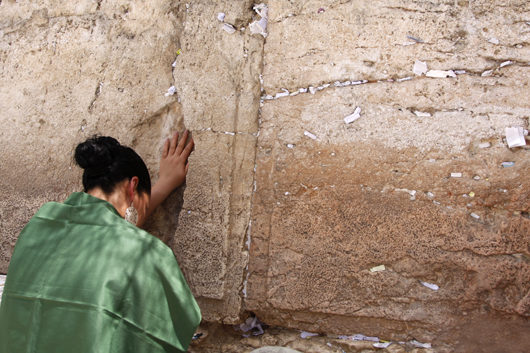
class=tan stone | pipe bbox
[247,1,530,345]
[2,0,530,350]
[0,0,262,324]
[333,339,376,352]
[385,344,406,353]
[241,336,263,349]
[287,338,337,353]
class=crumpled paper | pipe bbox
[233,316,265,337]
[249,3,268,37]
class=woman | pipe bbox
[0,131,201,353]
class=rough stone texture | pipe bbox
[0,0,262,323]
[247,0,530,350]
[2,0,530,350]
[188,323,439,353]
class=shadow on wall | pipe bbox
[144,186,186,249]
[131,101,189,248]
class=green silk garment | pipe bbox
[0,192,201,353]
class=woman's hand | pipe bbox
[145,131,194,221]
[159,130,194,192]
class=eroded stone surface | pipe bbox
[263,0,530,94]
[0,0,261,323]
[2,0,530,348]
[247,0,530,348]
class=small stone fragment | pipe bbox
[426,192,434,198]
[223,23,236,34]
[478,142,491,148]
[501,162,515,168]
[500,61,513,68]
[397,76,413,82]
[217,12,225,22]
[420,281,439,291]
[470,213,480,219]
[287,144,294,149]
[426,70,456,78]
[370,265,385,272]
[304,131,317,140]
[481,69,494,77]
[341,81,351,86]
[414,111,431,117]
[469,192,475,197]
[299,88,308,93]
[451,173,462,178]
[318,8,325,13]
[474,176,481,180]
[454,70,467,75]
[309,86,317,94]
[413,60,428,76]
[334,81,341,87]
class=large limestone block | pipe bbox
[0,0,182,270]
[0,0,262,324]
[263,0,530,94]
[247,74,530,343]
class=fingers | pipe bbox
[175,130,189,156]
[161,138,169,159]
[169,131,178,155]
[182,137,194,157]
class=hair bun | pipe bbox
[74,136,120,170]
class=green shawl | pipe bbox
[0,192,201,353]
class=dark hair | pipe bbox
[74,136,151,196]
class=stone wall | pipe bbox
[1,0,530,349]
[0,0,261,324]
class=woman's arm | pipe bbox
[146,130,194,220]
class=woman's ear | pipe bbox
[128,177,139,203]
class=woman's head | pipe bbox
[74,136,151,197]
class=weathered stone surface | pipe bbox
[2,0,530,350]
[0,0,262,323]
[263,0,530,94]
[247,0,530,349]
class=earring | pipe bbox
[125,201,138,226]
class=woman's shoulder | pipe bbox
[32,193,174,258]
